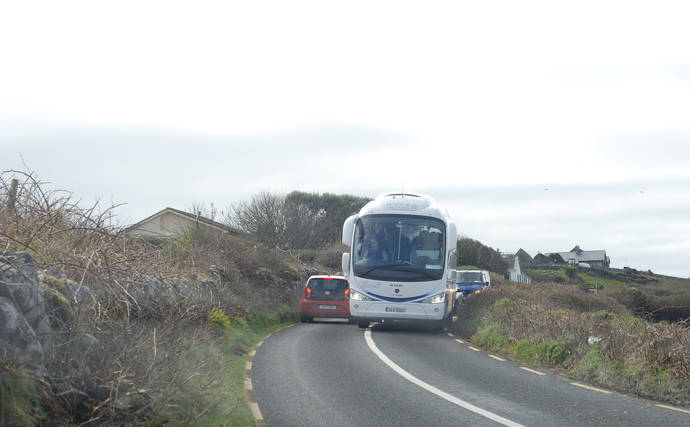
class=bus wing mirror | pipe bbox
[342,252,350,276]
[342,215,357,246]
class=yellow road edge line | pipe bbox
[455,338,465,344]
[468,346,481,352]
[248,402,264,421]
[242,323,296,427]
[520,367,546,376]
[570,382,611,394]
[489,355,506,362]
[655,404,690,414]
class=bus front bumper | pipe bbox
[350,301,445,321]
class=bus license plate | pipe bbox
[385,307,406,313]
[318,305,336,309]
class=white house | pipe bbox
[125,207,240,238]
[502,254,532,283]
[553,245,610,268]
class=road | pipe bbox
[249,321,690,426]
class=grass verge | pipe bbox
[154,308,297,426]
[450,282,690,407]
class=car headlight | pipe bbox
[420,292,446,304]
[351,289,373,301]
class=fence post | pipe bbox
[7,179,18,213]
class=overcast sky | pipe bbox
[2,1,689,278]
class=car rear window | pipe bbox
[307,279,348,301]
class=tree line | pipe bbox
[227,191,371,250]
[227,191,508,273]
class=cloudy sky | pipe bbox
[2,1,689,277]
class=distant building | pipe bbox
[502,253,532,283]
[125,207,240,238]
[515,248,535,267]
[534,252,550,264]
[551,245,610,268]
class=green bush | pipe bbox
[208,307,232,330]
[564,266,578,280]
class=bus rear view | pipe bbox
[341,193,457,329]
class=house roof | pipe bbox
[516,248,534,265]
[554,249,607,263]
[125,207,241,235]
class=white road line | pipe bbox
[468,346,481,352]
[245,361,252,371]
[248,350,256,357]
[447,332,454,337]
[244,378,253,391]
[455,338,465,344]
[489,355,506,362]
[364,329,524,427]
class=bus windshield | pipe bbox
[457,271,483,283]
[352,215,445,282]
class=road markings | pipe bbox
[570,382,611,394]
[243,322,295,427]
[248,402,264,421]
[455,338,465,344]
[447,332,454,337]
[489,355,506,362]
[468,346,481,352]
[365,329,524,427]
[655,404,690,414]
[520,367,545,376]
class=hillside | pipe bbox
[526,265,690,321]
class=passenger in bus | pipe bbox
[364,238,389,264]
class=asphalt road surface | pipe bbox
[250,320,690,426]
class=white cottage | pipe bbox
[502,254,532,283]
[125,207,239,238]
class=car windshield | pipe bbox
[307,279,348,301]
[457,271,483,283]
[352,215,445,282]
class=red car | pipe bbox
[300,275,351,323]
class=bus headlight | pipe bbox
[351,289,373,301]
[420,292,446,304]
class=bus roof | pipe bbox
[358,192,448,221]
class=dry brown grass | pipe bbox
[1,170,301,424]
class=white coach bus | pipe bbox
[341,192,457,329]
